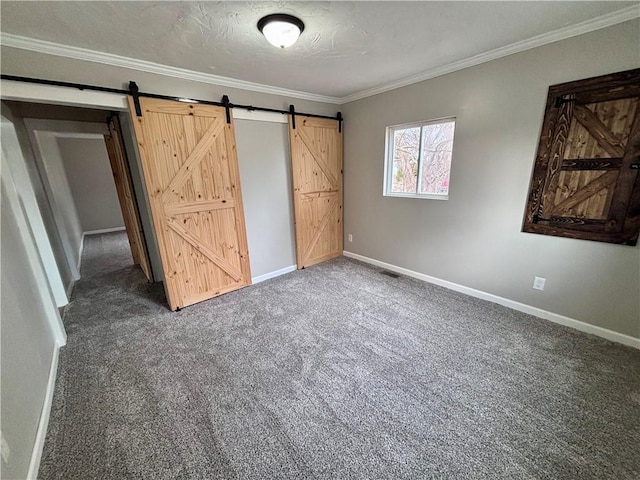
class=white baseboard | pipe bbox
[65,279,75,300]
[26,343,60,480]
[73,233,84,281]
[343,251,640,349]
[252,265,297,284]
[83,226,126,236]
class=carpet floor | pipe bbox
[39,232,640,479]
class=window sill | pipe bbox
[383,192,449,201]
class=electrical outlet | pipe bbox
[1,431,10,464]
[533,276,546,291]
[348,233,353,242]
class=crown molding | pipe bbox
[1,5,638,106]
[0,33,343,105]
[339,5,640,104]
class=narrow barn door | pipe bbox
[128,97,251,310]
[523,69,640,245]
[289,116,343,268]
[104,116,152,282]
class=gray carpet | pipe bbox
[39,232,640,479]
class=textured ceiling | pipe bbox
[0,1,637,98]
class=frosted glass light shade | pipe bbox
[258,14,305,49]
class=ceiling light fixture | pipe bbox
[257,14,305,49]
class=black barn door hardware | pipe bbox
[128,81,142,117]
[1,74,343,123]
[221,95,231,124]
[289,104,296,129]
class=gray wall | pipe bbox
[1,106,68,307]
[235,119,297,279]
[1,160,61,480]
[29,130,84,281]
[342,20,640,338]
[24,120,113,289]
[3,109,76,294]
[57,136,124,232]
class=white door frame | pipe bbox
[0,114,69,307]
[1,151,67,345]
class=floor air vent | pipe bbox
[380,270,400,278]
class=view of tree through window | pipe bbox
[387,119,455,198]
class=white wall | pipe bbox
[56,136,125,232]
[29,130,84,282]
[235,118,297,280]
[24,120,111,288]
[1,149,64,479]
[2,106,76,299]
[1,108,67,307]
[343,20,640,339]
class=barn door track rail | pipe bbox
[1,74,343,123]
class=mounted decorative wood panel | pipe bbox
[128,97,251,310]
[104,115,152,282]
[289,116,343,268]
[523,68,640,245]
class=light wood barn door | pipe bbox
[104,115,152,282]
[289,116,343,268]
[128,97,251,310]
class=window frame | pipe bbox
[383,116,456,200]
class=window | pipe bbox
[383,118,456,200]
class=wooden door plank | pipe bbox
[165,199,235,215]
[166,217,242,281]
[103,133,139,264]
[551,170,618,215]
[540,97,574,216]
[300,117,338,129]
[289,115,343,269]
[140,98,223,118]
[524,68,640,245]
[129,98,181,309]
[111,116,153,282]
[302,190,340,198]
[222,114,252,281]
[104,116,153,282]
[561,158,623,170]
[128,96,250,309]
[302,196,338,261]
[607,105,640,232]
[573,105,625,158]
[297,126,339,189]
[162,120,224,201]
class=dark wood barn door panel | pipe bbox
[523,68,640,245]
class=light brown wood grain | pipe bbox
[104,116,152,281]
[127,96,250,310]
[289,116,343,269]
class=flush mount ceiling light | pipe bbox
[257,14,305,49]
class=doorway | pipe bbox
[2,101,155,302]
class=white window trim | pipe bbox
[383,116,456,200]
